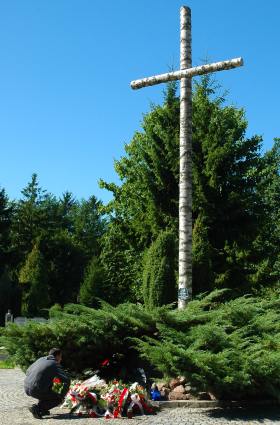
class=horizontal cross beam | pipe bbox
[131,57,243,90]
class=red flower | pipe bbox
[53,378,61,384]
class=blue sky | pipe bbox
[0,0,279,203]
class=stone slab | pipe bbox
[152,399,280,409]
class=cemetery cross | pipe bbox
[130,6,244,309]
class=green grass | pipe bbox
[0,347,14,369]
[0,359,14,369]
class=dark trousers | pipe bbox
[25,387,63,412]
[36,393,63,411]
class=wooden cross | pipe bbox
[130,6,244,309]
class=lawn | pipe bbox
[0,346,14,369]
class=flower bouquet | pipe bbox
[128,383,154,417]
[62,381,106,417]
[101,381,154,419]
[52,377,64,395]
[101,381,130,418]
[62,378,154,419]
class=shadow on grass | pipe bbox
[206,406,280,422]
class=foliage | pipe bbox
[101,78,279,294]
[100,82,179,248]
[0,269,20,326]
[1,291,280,399]
[251,138,280,287]
[39,230,86,306]
[0,78,279,317]
[19,242,50,316]
[0,302,158,374]
[98,223,143,305]
[10,174,51,265]
[71,195,107,261]
[79,256,105,307]
[142,230,177,309]
[133,289,280,400]
[0,175,106,316]
[0,359,15,369]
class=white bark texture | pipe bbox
[130,5,244,309]
[130,57,243,90]
[178,6,192,309]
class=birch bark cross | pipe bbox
[130,6,244,309]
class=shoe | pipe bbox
[28,404,42,419]
[40,409,50,416]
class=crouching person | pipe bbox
[24,348,70,419]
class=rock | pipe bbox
[197,392,212,400]
[169,391,189,401]
[160,386,170,395]
[169,378,179,389]
[160,387,170,400]
[177,376,187,385]
[169,376,186,389]
[172,385,186,394]
[208,392,217,400]
[157,382,169,391]
[184,384,192,393]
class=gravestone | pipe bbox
[14,317,27,326]
[30,317,48,324]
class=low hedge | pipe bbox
[1,290,280,399]
[0,302,158,375]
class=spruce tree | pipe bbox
[142,230,177,309]
[0,188,12,275]
[79,256,104,307]
[19,242,50,316]
[99,223,142,304]
[101,78,278,295]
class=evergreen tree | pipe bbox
[100,82,179,248]
[72,196,106,261]
[0,188,12,275]
[191,77,264,292]
[19,242,50,316]
[251,138,280,287]
[142,230,177,309]
[9,175,106,310]
[0,268,20,326]
[11,174,50,265]
[99,223,142,305]
[79,256,104,307]
[101,79,277,295]
[39,230,86,306]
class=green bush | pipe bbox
[1,290,280,400]
[134,289,280,400]
[0,302,158,374]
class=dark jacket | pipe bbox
[24,355,70,398]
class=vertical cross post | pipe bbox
[130,6,243,309]
[178,6,192,308]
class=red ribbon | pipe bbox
[113,388,129,418]
[139,396,154,414]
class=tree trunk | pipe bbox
[178,5,192,309]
